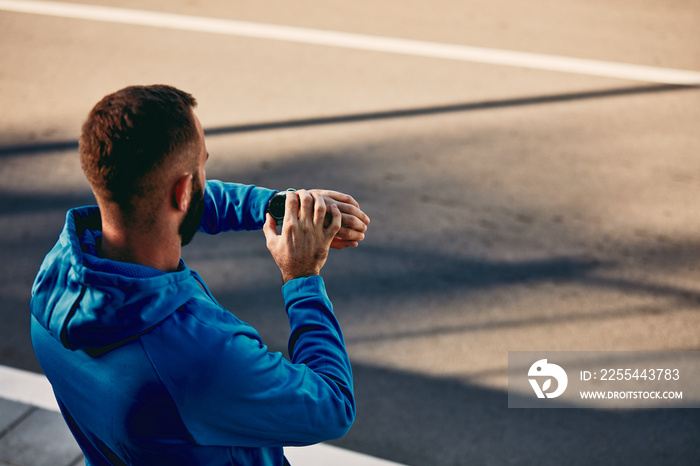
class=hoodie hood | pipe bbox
[31,206,201,351]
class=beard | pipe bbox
[179,176,205,246]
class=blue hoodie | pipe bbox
[30,180,355,465]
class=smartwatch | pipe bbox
[266,188,296,226]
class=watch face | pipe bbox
[268,194,286,219]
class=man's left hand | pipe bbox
[312,189,370,250]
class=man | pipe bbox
[30,85,370,465]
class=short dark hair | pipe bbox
[79,85,198,212]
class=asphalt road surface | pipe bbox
[1,1,699,464]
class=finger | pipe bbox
[316,189,360,208]
[295,190,314,225]
[339,204,370,227]
[336,225,365,242]
[330,238,359,250]
[339,212,369,234]
[262,213,279,247]
[325,204,342,239]
[284,189,301,227]
[311,190,327,226]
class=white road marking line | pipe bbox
[1,0,699,86]
[0,364,407,465]
[284,444,407,466]
[0,364,60,412]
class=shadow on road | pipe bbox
[1,83,696,158]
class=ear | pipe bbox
[171,173,193,212]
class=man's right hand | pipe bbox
[263,189,342,284]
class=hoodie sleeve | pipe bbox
[141,276,355,448]
[199,180,276,233]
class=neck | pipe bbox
[99,218,182,273]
